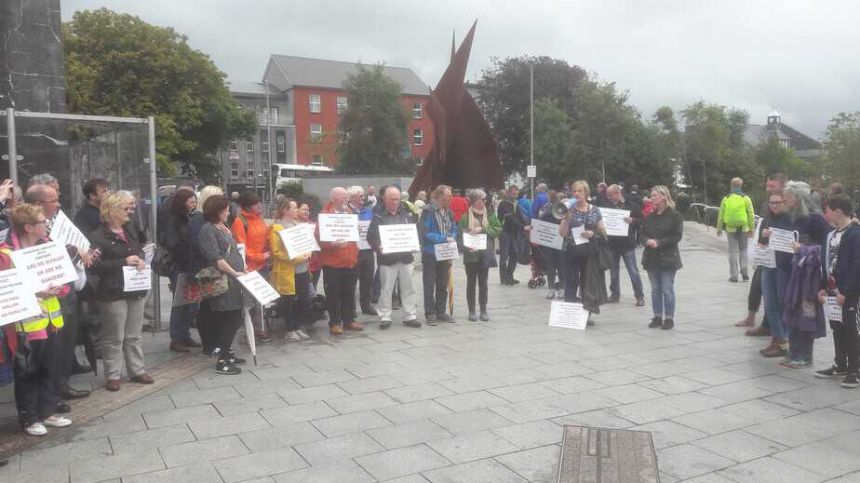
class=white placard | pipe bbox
[236,243,246,264]
[548,301,589,330]
[527,165,536,178]
[462,233,488,251]
[0,268,42,327]
[318,213,359,242]
[236,271,280,306]
[433,241,459,261]
[752,245,776,268]
[826,296,842,322]
[122,266,152,292]
[358,220,371,250]
[49,210,91,253]
[768,228,799,254]
[530,219,564,250]
[279,224,320,257]
[570,226,589,245]
[142,243,155,266]
[9,241,78,291]
[599,208,630,237]
[379,224,420,254]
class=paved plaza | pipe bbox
[1,222,859,482]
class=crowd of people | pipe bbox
[0,168,856,447]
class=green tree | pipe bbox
[63,8,256,177]
[822,112,860,188]
[532,97,576,186]
[337,64,410,174]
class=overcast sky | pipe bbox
[63,0,860,139]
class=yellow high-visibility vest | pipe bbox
[0,247,65,333]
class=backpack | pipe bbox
[723,194,749,228]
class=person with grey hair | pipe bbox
[716,177,755,282]
[605,184,645,306]
[27,173,60,194]
[458,189,502,321]
[531,183,549,219]
[318,187,361,335]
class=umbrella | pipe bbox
[448,265,454,315]
[243,306,258,366]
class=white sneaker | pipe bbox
[286,331,301,342]
[25,422,47,436]
[555,289,565,299]
[43,415,72,428]
[296,330,310,340]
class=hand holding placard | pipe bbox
[434,241,459,261]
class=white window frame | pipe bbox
[310,123,322,140]
[309,94,321,113]
[336,96,348,114]
[412,102,423,119]
[277,134,285,153]
[311,155,323,166]
[245,141,253,152]
[412,128,423,146]
[230,162,239,178]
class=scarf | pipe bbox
[468,207,488,233]
[430,202,452,237]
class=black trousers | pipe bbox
[15,331,62,427]
[422,253,451,316]
[747,266,770,328]
[277,271,310,332]
[357,250,375,310]
[323,266,358,326]
[56,289,81,388]
[498,232,518,282]
[831,303,860,374]
[198,301,242,361]
[465,263,489,313]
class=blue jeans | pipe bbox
[169,271,198,342]
[647,269,677,318]
[609,248,644,299]
[761,267,786,339]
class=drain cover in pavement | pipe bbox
[558,426,659,483]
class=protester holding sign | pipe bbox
[88,192,153,392]
[349,186,377,317]
[5,204,72,436]
[317,187,361,336]
[418,185,459,325]
[458,189,501,321]
[757,191,791,358]
[537,191,565,300]
[269,198,311,342]
[604,185,645,306]
[367,186,420,329]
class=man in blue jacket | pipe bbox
[419,184,459,324]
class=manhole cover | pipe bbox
[558,426,659,483]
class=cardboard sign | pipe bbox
[530,219,563,250]
[548,301,589,330]
[358,220,371,250]
[434,241,459,261]
[278,224,320,257]
[462,233,488,251]
[0,269,42,327]
[599,208,630,237]
[123,266,152,292]
[9,241,78,291]
[752,245,776,268]
[49,210,91,253]
[237,271,280,306]
[768,228,799,254]
[379,224,420,254]
[318,213,359,242]
[570,226,589,245]
[826,296,842,322]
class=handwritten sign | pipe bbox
[237,271,280,306]
[530,219,563,250]
[825,296,842,322]
[318,213,359,242]
[358,220,371,250]
[379,224,420,254]
[434,241,459,261]
[768,228,798,254]
[599,208,630,237]
[752,245,776,268]
[278,224,320,257]
[9,241,78,291]
[50,210,91,253]
[122,266,152,292]
[0,269,42,327]
[462,233,487,251]
[570,226,589,245]
[548,301,589,330]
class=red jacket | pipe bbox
[316,202,358,269]
[451,196,469,223]
[230,209,269,271]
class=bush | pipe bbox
[277,181,303,199]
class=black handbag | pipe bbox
[151,245,174,277]
[13,330,38,380]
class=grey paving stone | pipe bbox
[121,463,222,483]
[638,376,709,395]
[336,374,404,395]
[69,413,148,442]
[431,408,513,435]
[325,391,398,414]
[488,382,562,403]
[385,382,455,403]
[238,422,326,453]
[608,399,686,425]
[213,447,308,482]
[235,379,303,399]
[310,409,391,437]
[189,411,271,440]
[489,398,570,424]
[494,444,560,483]
[692,430,787,463]
[273,460,375,483]
[142,403,221,429]
[632,420,709,449]
[717,456,826,483]
[19,436,112,470]
[745,408,860,447]
[366,419,453,449]
[595,383,665,404]
[0,463,70,483]
[382,475,432,483]
[160,435,249,467]
[260,401,337,427]
[102,395,175,420]
[765,384,860,412]
[422,458,527,483]
[170,386,242,408]
[356,443,451,481]
[378,400,453,423]
[671,408,759,435]
[551,409,635,429]
[435,390,508,412]
[492,420,564,449]
[292,369,357,388]
[582,369,652,386]
[69,449,165,483]
[213,393,289,416]
[699,380,777,404]
[110,423,195,454]
[716,398,799,424]
[428,430,519,464]
[278,383,350,405]
[438,375,507,393]
[656,444,734,480]
[680,474,737,483]
[293,432,385,466]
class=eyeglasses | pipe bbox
[124,207,136,212]
[768,201,784,205]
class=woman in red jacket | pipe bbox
[230,191,271,341]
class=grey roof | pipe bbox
[268,54,431,96]
[228,81,279,96]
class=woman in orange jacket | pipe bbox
[230,191,271,341]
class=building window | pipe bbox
[245,141,253,152]
[312,155,323,166]
[277,134,285,153]
[258,106,279,124]
[412,102,423,119]
[270,106,279,124]
[337,96,348,114]
[231,163,239,178]
[309,94,321,113]
[310,123,322,140]
[228,141,238,151]
[261,140,269,153]
[412,128,423,146]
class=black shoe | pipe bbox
[380,320,392,330]
[55,403,71,414]
[728,277,738,283]
[510,279,520,285]
[403,319,421,328]
[227,353,246,366]
[742,274,750,282]
[661,318,674,330]
[72,363,93,375]
[59,386,91,400]
[841,373,859,388]
[648,316,663,328]
[815,365,848,379]
[468,311,478,321]
[215,361,241,375]
[607,295,620,304]
[183,338,202,348]
[586,317,595,326]
[436,313,455,323]
[425,314,437,326]
[480,311,490,322]
[362,307,378,316]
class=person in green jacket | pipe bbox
[459,189,502,321]
[716,177,755,282]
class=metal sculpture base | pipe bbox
[558,426,659,483]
